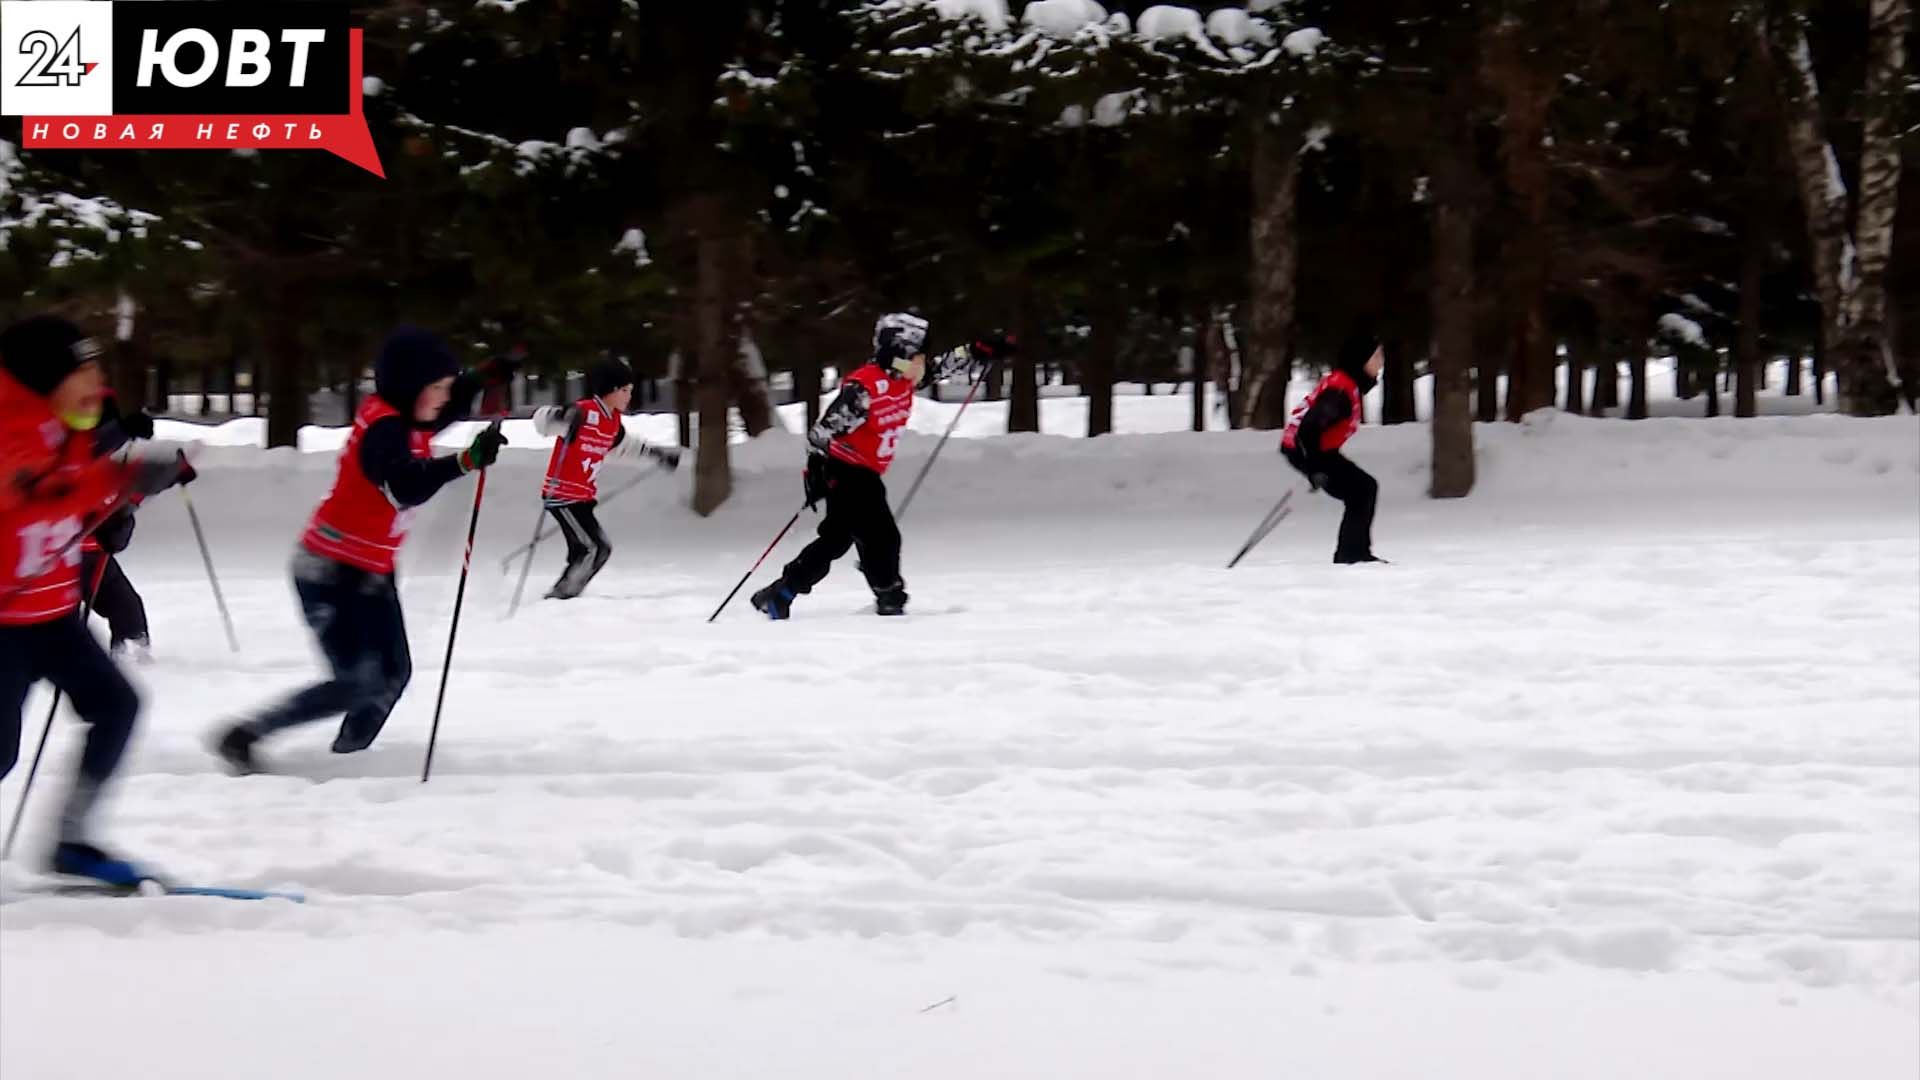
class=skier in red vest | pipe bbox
[751,314,1010,619]
[1,315,193,884]
[530,357,679,600]
[1281,331,1387,564]
[213,327,507,773]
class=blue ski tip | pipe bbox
[164,884,307,903]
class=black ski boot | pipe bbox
[1334,552,1390,565]
[751,581,796,620]
[874,585,909,616]
[211,725,261,775]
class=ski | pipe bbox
[25,879,306,903]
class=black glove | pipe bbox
[803,453,831,511]
[644,444,681,471]
[461,422,507,472]
[1308,471,1328,493]
[118,410,155,441]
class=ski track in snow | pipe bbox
[2,415,1916,1078]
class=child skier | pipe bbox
[529,357,680,601]
[749,314,1009,619]
[213,327,508,773]
[81,393,157,660]
[1280,331,1387,564]
[1,315,193,884]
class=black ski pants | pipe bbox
[246,549,411,753]
[0,614,139,784]
[1286,448,1377,562]
[782,458,902,595]
[547,501,612,599]
[80,552,148,647]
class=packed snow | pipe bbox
[1024,0,1108,35]
[1,404,1916,1078]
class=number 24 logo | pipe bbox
[16,29,88,89]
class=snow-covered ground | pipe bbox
[2,412,1916,1079]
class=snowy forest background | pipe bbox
[1,0,1915,512]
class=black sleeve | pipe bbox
[1292,390,1353,467]
[609,423,628,450]
[808,383,870,453]
[94,506,136,553]
[358,416,466,508]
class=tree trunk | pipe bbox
[1087,292,1117,437]
[1589,359,1618,415]
[1704,350,1721,417]
[1785,352,1803,395]
[1475,353,1500,423]
[264,284,308,449]
[1762,7,1906,415]
[690,198,738,516]
[226,350,239,417]
[1628,350,1649,420]
[1383,339,1416,424]
[1736,210,1765,418]
[199,362,213,417]
[1008,297,1040,433]
[1429,145,1477,499]
[1812,334,1826,405]
[731,324,774,437]
[1564,339,1586,414]
[1482,16,1557,421]
[154,353,173,415]
[794,332,822,430]
[1239,119,1301,430]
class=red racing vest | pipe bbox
[301,398,432,574]
[826,364,915,475]
[1281,369,1364,453]
[0,372,128,625]
[543,396,622,504]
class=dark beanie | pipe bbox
[0,315,97,397]
[373,326,460,414]
[587,357,634,399]
[1335,329,1380,379]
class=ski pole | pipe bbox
[421,421,500,783]
[707,509,803,623]
[179,465,239,653]
[506,500,548,618]
[895,363,989,523]
[1226,488,1295,569]
[3,558,110,861]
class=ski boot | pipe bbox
[50,841,149,888]
[874,585,909,617]
[211,724,261,775]
[750,581,796,620]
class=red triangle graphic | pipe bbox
[84,62,98,74]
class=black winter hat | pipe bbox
[373,326,460,415]
[0,315,99,397]
[587,357,634,399]
[1335,329,1381,379]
